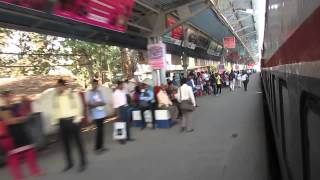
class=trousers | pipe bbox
[0,137,41,180]
[230,79,235,91]
[94,118,105,150]
[59,118,86,167]
[140,104,156,129]
[117,106,131,140]
[181,112,193,131]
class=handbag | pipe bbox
[179,87,194,112]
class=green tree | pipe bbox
[0,28,138,85]
[61,39,122,86]
[0,29,62,76]
[120,48,138,80]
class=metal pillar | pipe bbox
[149,37,167,86]
[182,52,189,78]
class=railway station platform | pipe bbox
[0,74,271,180]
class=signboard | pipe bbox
[247,63,255,69]
[215,45,223,56]
[234,64,240,71]
[163,15,183,45]
[223,36,236,48]
[182,27,197,50]
[207,41,218,55]
[183,27,210,50]
[207,41,223,56]
[197,35,210,49]
[147,43,166,69]
[0,0,135,32]
[218,64,225,74]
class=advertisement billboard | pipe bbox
[0,0,136,32]
[182,27,197,50]
[207,41,223,56]
[196,35,210,49]
[148,43,166,69]
[207,41,218,55]
[163,15,183,46]
[183,27,210,50]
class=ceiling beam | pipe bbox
[127,22,152,33]
[230,15,252,25]
[235,25,253,33]
[135,0,160,14]
[160,2,211,36]
[240,31,257,38]
[164,0,207,14]
[209,2,255,61]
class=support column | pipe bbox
[182,52,189,78]
[149,37,167,86]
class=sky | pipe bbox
[253,0,266,59]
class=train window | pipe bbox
[301,94,320,180]
[279,80,294,179]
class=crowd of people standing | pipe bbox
[184,69,251,98]
[0,69,251,180]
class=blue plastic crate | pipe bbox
[132,120,143,128]
[156,119,172,129]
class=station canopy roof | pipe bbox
[0,0,259,62]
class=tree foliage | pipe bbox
[61,39,123,86]
[0,28,62,76]
[0,28,139,85]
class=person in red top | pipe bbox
[0,91,43,180]
[131,85,141,108]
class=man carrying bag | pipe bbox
[177,78,196,133]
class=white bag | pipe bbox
[113,122,127,140]
[132,110,142,121]
[144,110,153,123]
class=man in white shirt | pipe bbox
[112,81,133,143]
[241,72,250,91]
[51,79,86,172]
[177,78,196,133]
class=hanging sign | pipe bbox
[218,64,225,73]
[147,43,166,69]
[223,36,236,48]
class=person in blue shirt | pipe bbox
[139,84,156,129]
[172,75,179,87]
[86,79,108,153]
